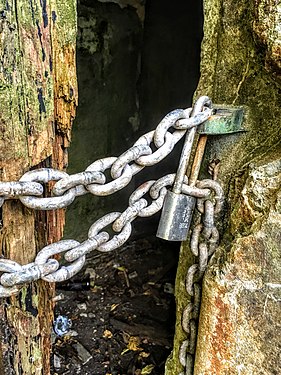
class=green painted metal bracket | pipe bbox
[198,105,246,135]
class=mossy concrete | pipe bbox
[166,0,281,373]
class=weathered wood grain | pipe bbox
[0,1,77,374]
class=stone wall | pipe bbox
[166,0,281,373]
[195,160,281,374]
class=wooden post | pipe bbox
[0,1,77,373]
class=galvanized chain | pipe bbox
[0,97,215,298]
[0,104,212,210]
[178,179,224,375]
[0,175,213,298]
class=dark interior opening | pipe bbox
[64,0,203,241]
[55,1,203,374]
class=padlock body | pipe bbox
[156,190,196,241]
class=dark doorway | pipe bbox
[64,0,203,241]
[56,1,203,374]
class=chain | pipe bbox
[0,96,226,375]
[0,97,216,299]
[0,175,214,297]
[178,179,224,375]
[0,104,212,209]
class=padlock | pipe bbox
[156,190,196,241]
[156,95,217,241]
[156,97,213,241]
[157,120,199,241]
[156,127,197,241]
[157,103,246,241]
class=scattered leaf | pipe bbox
[116,266,127,272]
[139,351,150,358]
[110,303,119,312]
[103,330,113,339]
[127,336,142,351]
[120,335,143,355]
[141,364,154,374]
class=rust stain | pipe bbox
[209,293,234,374]
[53,44,78,143]
[232,236,264,282]
[37,281,55,373]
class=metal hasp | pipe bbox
[157,103,245,241]
[198,105,245,135]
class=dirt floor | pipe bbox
[51,237,180,375]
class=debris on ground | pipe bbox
[51,237,179,375]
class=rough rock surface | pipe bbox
[253,0,281,76]
[165,0,281,373]
[194,159,281,375]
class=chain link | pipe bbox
[0,181,43,197]
[19,169,77,210]
[53,171,106,196]
[178,179,223,375]
[0,99,211,209]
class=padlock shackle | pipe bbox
[188,135,207,186]
[173,127,197,193]
[173,96,212,194]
